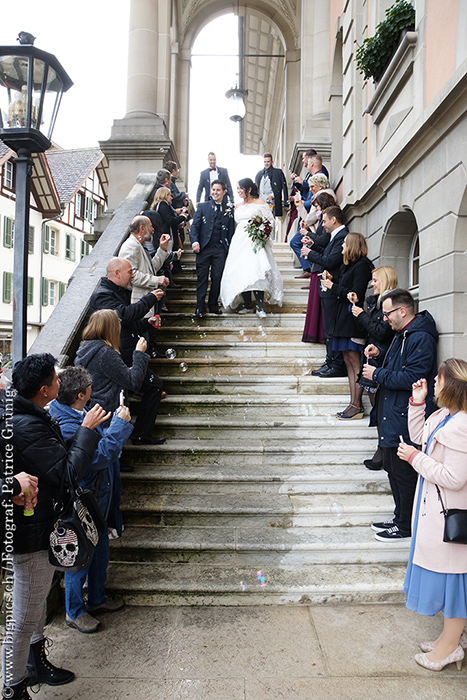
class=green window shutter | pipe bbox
[3,272,12,303]
[58,282,66,300]
[41,278,49,306]
[27,277,34,305]
[43,225,50,253]
[28,226,34,254]
[3,217,14,248]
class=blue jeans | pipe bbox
[290,228,310,272]
[64,531,109,619]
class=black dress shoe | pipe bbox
[194,309,205,318]
[318,366,348,378]
[132,437,167,445]
[311,364,329,376]
[364,458,384,471]
[209,308,223,315]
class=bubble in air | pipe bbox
[240,581,246,591]
[330,502,343,517]
[179,362,188,372]
[256,571,268,587]
[324,413,337,426]
[165,348,176,359]
[294,359,312,376]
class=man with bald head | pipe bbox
[88,257,166,444]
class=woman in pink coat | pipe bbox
[398,358,467,671]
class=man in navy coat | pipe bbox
[190,180,235,317]
[255,153,289,218]
[196,152,234,205]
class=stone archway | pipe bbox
[380,208,418,290]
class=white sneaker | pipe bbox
[256,309,267,318]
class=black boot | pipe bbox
[26,638,75,687]
[2,678,31,699]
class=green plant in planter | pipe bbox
[355,0,415,83]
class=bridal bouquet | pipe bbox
[246,215,273,253]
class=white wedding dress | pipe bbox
[220,202,283,310]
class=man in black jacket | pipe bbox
[88,258,166,445]
[362,289,438,541]
[301,206,347,377]
[255,153,288,218]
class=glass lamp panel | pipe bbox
[0,54,30,128]
[38,62,64,139]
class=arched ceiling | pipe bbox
[176,0,300,155]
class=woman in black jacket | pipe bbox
[0,354,108,699]
[150,186,187,282]
[351,265,397,467]
[322,232,373,420]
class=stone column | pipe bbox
[172,48,192,189]
[284,50,301,166]
[100,0,177,210]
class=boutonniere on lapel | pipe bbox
[224,206,233,218]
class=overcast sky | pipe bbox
[1,3,264,204]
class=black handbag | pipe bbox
[436,485,467,545]
[49,464,107,572]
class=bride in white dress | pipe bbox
[220,178,283,317]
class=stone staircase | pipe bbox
[106,243,409,605]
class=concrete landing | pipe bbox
[36,603,466,699]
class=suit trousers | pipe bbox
[320,295,345,369]
[290,229,311,272]
[382,446,418,536]
[195,239,227,311]
[133,367,163,439]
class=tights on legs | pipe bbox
[343,350,363,411]
[242,291,264,311]
[427,617,466,662]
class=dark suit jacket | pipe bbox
[305,225,349,299]
[255,167,288,217]
[196,167,234,204]
[190,200,235,252]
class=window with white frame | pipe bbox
[3,217,14,248]
[65,232,76,261]
[4,162,13,190]
[43,225,58,255]
[410,234,420,290]
[28,226,34,255]
[80,239,91,259]
[2,272,12,304]
[84,196,94,222]
[27,277,34,306]
[49,281,56,306]
[76,192,83,218]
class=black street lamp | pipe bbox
[0,33,72,365]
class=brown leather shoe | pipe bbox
[295,271,312,279]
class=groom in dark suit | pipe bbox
[255,153,288,217]
[196,152,234,205]
[190,180,235,317]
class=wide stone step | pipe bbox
[164,298,307,313]
[104,561,407,605]
[110,522,407,564]
[157,394,362,417]
[153,340,323,359]
[149,416,375,441]
[150,356,324,376]
[158,312,308,328]
[156,327,305,343]
[122,439,378,467]
[119,493,392,529]
[154,374,350,395]
[120,462,387,496]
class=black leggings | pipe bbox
[242,291,264,311]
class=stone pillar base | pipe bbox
[100,113,178,209]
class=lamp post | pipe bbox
[0,34,72,365]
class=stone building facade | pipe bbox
[101,0,467,359]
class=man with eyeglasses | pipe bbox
[362,288,438,542]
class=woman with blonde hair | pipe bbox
[75,309,165,445]
[321,232,373,419]
[398,358,467,671]
[351,265,398,468]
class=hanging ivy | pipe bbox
[355,0,415,83]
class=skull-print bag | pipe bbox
[48,462,107,572]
